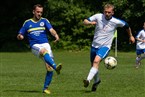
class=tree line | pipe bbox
[0,0,145,51]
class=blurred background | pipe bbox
[0,0,145,52]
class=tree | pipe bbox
[0,0,144,51]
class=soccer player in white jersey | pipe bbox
[83,3,135,91]
[17,4,62,94]
[135,22,145,68]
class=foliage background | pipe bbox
[0,0,145,51]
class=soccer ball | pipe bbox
[104,56,117,70]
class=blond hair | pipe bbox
[104,3,114,10]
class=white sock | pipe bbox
[136,57,141,62]
[87,67,98,82]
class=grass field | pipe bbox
[0,50,145,97]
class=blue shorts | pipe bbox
[90,46,110,63]
[136,49,145,55]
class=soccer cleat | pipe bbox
[43,89,51,94]
[56,63,62,75]
[83,80,89,88]
[91,79,101,92]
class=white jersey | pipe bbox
[136,29,145,49]
[89,13,126,49]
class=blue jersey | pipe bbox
[19,18,52,47]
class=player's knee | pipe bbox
[46,66,54,72]
[93,56,101,64]
[93,60,99,64]
[40,48,48,55]
[93,60,100,68]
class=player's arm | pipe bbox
[45,18,59,42]
[136,37,145,42]
[83,19,97,25]
[49,28,59,43]
[136,32,145,43]
[17,27,25,40]
[17,21,27,40]
[17,33,24,40]
[123,23,135,44]
[126,27,135,44]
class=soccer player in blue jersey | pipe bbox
[135,22,145,68]
[83,3,135,92]
[17,4,62,94]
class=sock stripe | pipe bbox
[43,52,48,56]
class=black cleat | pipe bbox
[83,80,89,88]
[56,63,62,75]
[91,80,101,92]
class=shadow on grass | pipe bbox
[84,90,93,93]
[66,89,94,94]
[3,89,41,93]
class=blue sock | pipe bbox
[43,71,53,90]
[43,53,56,70]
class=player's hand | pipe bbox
[53,39,59,43]
[90,21,97,25]
[17,34,24,40]
[53,34,59,43]
[142,40,145,43]
[129,36,135,44]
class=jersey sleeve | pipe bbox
[44,19,53,30]
[18,22,27,36]
[136,30,142,38]
[87,14,100,22]
[116,19,129,29]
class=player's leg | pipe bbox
[141,53,145,59]
[83,47,104,87]
[83,47,98,87]
[140,49,145,60]
[135,49,142,68]
[43,63,53,94]
[31,44,56,69]
[83,47,109,89]
[41,50,62,74]
[40,48,57,69]
[91,74,101,91]
[84,47,100,87]
[42,50,62,74]
[91,47,109,91]
[136,49,145,68]
[40,43,62,74]
[83,56,100,87]
[31,43,62,74]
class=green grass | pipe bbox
[0,51,145,97]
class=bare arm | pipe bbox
[126,27,135,44]
[83,19,97,25]
[49,28,59,43]
[136,37,145,43]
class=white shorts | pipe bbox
[31,43,54,59]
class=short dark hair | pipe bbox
[33,4,43,10]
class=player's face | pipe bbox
[104,7,114,20]
[33,7,43,20]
